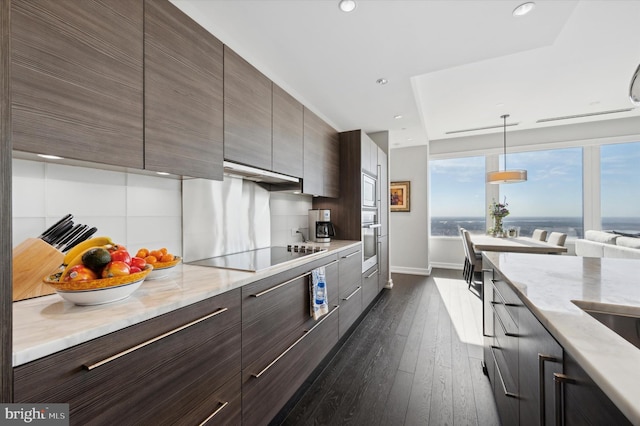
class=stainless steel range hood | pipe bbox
[223,161,301,190]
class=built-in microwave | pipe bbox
[362,173,377,208]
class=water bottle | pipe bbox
[315,278,326,305]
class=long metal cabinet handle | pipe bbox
[252,305,339,378]
[341,251,360,259]
[554,373,577,426]
[365,269,379,279]
[84,307,229,370]
[251,260,338,298]
[538,354,562,426]
[489,345,518,398]
[490,279,520,307]
[342,286,361,301]
[251,272,312,297]
[198,401,229,426]
[490,302,519,337]
[367,224,382,229]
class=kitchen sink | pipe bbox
[573,300,640,350]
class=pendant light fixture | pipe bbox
[487,114,527,184]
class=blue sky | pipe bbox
[430,142,639,218]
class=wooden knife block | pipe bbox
[13,238,64,301]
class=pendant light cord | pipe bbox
[502,114,509,171]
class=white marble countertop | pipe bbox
[13,240,360,367]
[484,252,640,425]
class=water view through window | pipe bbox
[431,143,640,238]
[601,141,640,234]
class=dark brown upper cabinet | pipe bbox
[224,46,272,171]
[303,108,339,198]
[272,84,303,178]
[144,0,224,180]
[11,0,144,168]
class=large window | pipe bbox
[499,147,583,238]
[430,156,485,236]
[601,141,640,234]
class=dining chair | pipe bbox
[547,232,567,247]
[463,229,483,291]
[532,229,548,241]
[459,228,471,283]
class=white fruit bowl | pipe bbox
[147,256,181,280]
[43,265,152,306]
[54,279,145,306]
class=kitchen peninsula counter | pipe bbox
[13,240,360,367]
[483,252,640,425]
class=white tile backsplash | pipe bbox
[12,159,313,258]
[12,159,182,255]
[270,192,312,246]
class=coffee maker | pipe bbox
[308,209,335,243]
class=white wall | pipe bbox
[389,145,431,275]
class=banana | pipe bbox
[61,247,97,279]
[62,236,114,265]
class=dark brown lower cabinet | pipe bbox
[14,289,241,426]
[242,306,339,426]
[484,264,632,426]
[561,352,631,426]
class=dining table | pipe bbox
[470,234,568,254]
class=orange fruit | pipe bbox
[145,255,158,265]
[150,250,163,259]
[160,253,174,262]
[136,248,149,258]
[160,247,168,255]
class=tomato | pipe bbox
[101,261,131,278]
[129,266,142,274]
[110,249,132,265]
[64,265,98,282]
[130,256,146,270]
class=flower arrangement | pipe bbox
[489,197,510,236]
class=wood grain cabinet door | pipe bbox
[272,83,303,178]
[224,46,272,171]
[304,107,339,197]
[144,0,224,180]
[11,0,144,168]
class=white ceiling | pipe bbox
[171,0,640,150]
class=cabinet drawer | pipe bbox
[362,265,379,308]
[490,345,519,425]
[200,373,242,426]
[242,305,339,426]
[15,289,241,425]
[338,246,362,298]
[339,284,362,338]
[242,255,338,369]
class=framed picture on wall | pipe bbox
[390,181,410,212]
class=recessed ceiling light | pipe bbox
[37,154,63,160]
[394,115,403,119]
[407,138,413,141]
[376,78,388,85]
[338,0,356,12]
[513,2,535,17]
[496,103,505,107]
[156,171,170,176]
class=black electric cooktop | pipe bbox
[187,246,326,272]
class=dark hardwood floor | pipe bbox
[278,269,500,426]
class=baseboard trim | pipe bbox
[390,265,432,276]
[429,262,463,270]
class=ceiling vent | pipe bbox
[445,122,519,135]
[536,108,634,123]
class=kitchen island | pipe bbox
[483,252,640,425]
